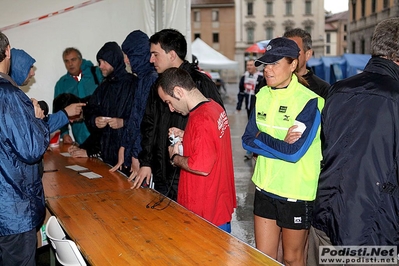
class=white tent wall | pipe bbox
[1,0,190,112]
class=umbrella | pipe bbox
[245,43,265,53]
[245,40,270,54]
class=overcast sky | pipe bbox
[325,0,349,13]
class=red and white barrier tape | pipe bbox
[0,0,104,32]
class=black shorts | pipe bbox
[253,188,313,230]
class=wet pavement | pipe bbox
[222,83,256,247]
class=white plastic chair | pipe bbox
[46,216,66,242]
[45,216,86,266]
[51,239,87,266]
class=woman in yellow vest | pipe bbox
[242,37,324,266]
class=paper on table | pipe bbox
[80,172,102,179]
[65,165,89,172]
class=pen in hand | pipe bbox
[43,169,58,173]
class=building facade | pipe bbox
[235,0,326,70]
[191,0,236,61]
[325,11,348,56]
[349,0,399,54]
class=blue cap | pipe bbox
[254,37,300,67]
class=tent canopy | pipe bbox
[191,38,238,70]
[342,53,371,77]
[307,54,371,84]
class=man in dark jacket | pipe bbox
[84,42,137,169]
[110,30,158,175]
[283,28,330,99]
[0,31,49,265]
[131,29,224,200]
[308,17,399,265]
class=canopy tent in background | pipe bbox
[342,54,371,77]
[191,38,238,70]
[307,54,371,84]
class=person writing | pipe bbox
[242,37,324,265]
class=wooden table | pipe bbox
[43,144,281,265]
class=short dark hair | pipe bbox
[0,31,9,62]
[62,47,82,59]
[53,93,89,113]
[371,17,399,61]
[156,68,196,97]
[283,28,312,51]
[149,29,187,61]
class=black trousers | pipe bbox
[0,228,37,266]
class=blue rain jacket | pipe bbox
[0,73,49,236]
[121,30,158,166]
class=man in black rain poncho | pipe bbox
[85,41,137,170]
[110,30,158,175]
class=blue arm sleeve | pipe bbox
[242,98,321,163]
[47,110,69,134]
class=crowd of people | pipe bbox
[0,17,398,266]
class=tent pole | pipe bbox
[154,0,164,32]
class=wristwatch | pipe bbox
[170,153,179,166]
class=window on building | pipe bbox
[361,39,365,54]
[305,26,312,35]
[326,33,331,43]
[344,24,347,32]
[326,45,331,55]
[383,0,389,8]
[247,2,253,16]
[266,27,274,40]
[352,41,356,53]
[371,0,376,13]
[213,33,219,43]
[305,0,312,15]
[212,10,219,21]
[361,0,366,17]
[266,1,273,16]
[344,35,347,41]
[247,28,254,44]
[194,11,200,22]
[194,33,201,39]
[352,2,356,20]
[285,1,292,15]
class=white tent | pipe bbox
[191,38,238,70]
